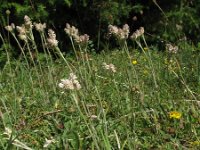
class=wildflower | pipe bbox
[144,47,148,51]
[18,34,27,41]
[108,25,118,35]
[16,25,28,41]
[190,141,200,146]
[132,60,137,65]
[68,73,78,80]
[64,23,89,44]
[5,23,15,32]
[102,62,116,73]
[64,23,79,38]
[74,34,89,44]
[24,15,33,30]
[16,25,26,35]
[58,73,81,90]
[58,79,73,89]
[166,44,178,54]
[108,24,130,40]
[47,29,58,48]
[122,24,130,39]
[43,138,56,148]
[169,111,182,119]
[34,23,46,32]
[130,27,144,40]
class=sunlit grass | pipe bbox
[0,45,200,149]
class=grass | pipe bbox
[0,19,200,149]
[1,44,200,149]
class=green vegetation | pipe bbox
[0,1,200,149]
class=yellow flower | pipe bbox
[190,141,200,146]
[144,47,148,51]
[169,111,182,119]
[132,60,137,65]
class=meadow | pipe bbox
[0,15,200,149]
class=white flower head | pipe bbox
[18,34,27,41]
[130,27,144,40]
[34,23,46,32]
[122,24,130,38]
[102,62,116,73]
[5,23,15,32]
[75,34,89,44]
[108,24,130,40]
[166,44,178,54]
[58,73,81,90]
[16,25,26,35]
[47,29,58,48]
[69,73,78,81]
[64,23,79,37]
[108,25,119,35]
[24,15,33,30]
[16,25,28,41]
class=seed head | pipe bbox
[34,23,46,32]
[64,23,79,37]
[130,27,144,40]
[166,44,178,54]
[102,62,116,73]
[58,73,81,90]
[108,24,130,40]
[47,29,58,48]
[5,23,15,32]
[24,15,33,30]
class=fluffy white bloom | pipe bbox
[34,23,46,32]
[64,23,89,45]
[130,27,144,40]
[16,26,26,34]
[16,25,28,41]
[122,24,130,38]
[69,73,78,80]
[47,38,58,48]
[102,62,116,73]
[24,15,33,30]
[75,34,89,44]
[64,23,79,37]
[58,73,81,90]
[18,34,27,41]
[5,23,15,32]
[108,24,130,40]
[108,25,119,35]
[73,80,81,90]
[166,44,178,54]
[47,29,58,48]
